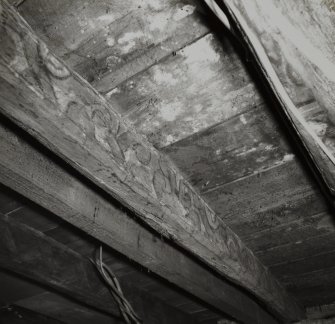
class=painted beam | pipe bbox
[215,0,335,206]
[0,2,303,320]
[0,120,279,324]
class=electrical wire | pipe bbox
[90,246,142,324]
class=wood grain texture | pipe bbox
[16,0,209,92]
[7,204,222,324]
[0,122,279,324]
[306,302,335,320]
[163,103,293,191]
[296,319,335,324]
[0,2,302,320]
[244,211,335,253]
[0,215,202,324]
[106,33,261,148]
[220,0,335,204]
[0,215,120,318]
[284,266,335,307]
[15,293,122,324]
[257,232,335,268]
[203,160,326,232]
[3,203,224,323]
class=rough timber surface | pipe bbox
[0,120,279,324]
[16,0,210,92]
[221,0,335,201]
[5,0,335,314]
[0,2,305,320]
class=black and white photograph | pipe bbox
[0,0,335,323]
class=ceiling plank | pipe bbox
[244,211,335,252]
[15,0,209,92]
[0,121,279,324]
[203,160,327,234]
[0,215,202,324]
[0,2,303,320]
[106,33,259,149]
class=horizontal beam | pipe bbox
[0,215,199,324]
[0,2,303,320]
[0,119,279,324]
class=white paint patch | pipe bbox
[183,35,220,64]
[106,37,115,47]
[118,31,144,53]
[160,101,183,122]
[236,147,257,156]
[264,144,274,151]
[240,115,247,125]
[106,55,122,66]
[194,104,203,113]
[78,18,98,33]
[282,153,295,162]
[152,66,177,85]
[251,0,335,83]
[173,5,195,21]
[147,11,171,31]
[165,134,175,146]
[146,0,164,11]
[97,14,116,25]
[181,35,221,80]
[106,87,121,98]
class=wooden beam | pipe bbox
[0,305,65,324]
[214,0,335,206]
[0,215,201,324]
[0,2,303,320]
[0,215,120,318]
[0,121,279,324]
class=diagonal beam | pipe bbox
[214,0,335,206]
[0,120,279,324]
[0,2,303,320]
